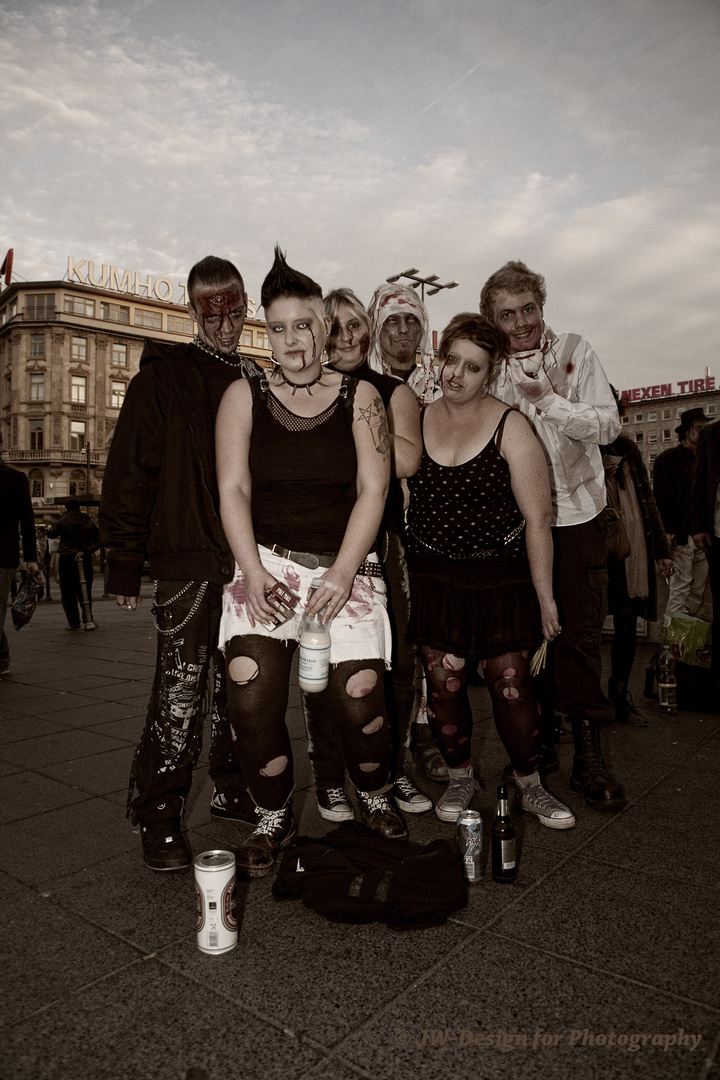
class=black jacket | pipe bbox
[691,420,720,538]
[653,442,696,544]
[601,436,671,620]
[0,461,37,569]
[99,342,242,597]
[47,509,101,556]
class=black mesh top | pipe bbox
[248,375,358,555]
[406,409,525,560]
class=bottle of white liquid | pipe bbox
[298,577,331,693]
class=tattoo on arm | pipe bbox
[359,396,390,457]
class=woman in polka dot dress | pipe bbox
[405,312,576,830]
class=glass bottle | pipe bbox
[658,644,677,716]
[491,785,517,883]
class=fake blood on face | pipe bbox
[193,284,246,354]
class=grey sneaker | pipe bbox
[516,776,576,830]
[435,772,480,823]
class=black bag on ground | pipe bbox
[273,822,467,930]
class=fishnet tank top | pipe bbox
[406,409,526,559]
[249,375,358,555]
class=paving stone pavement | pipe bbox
[1,585,719,1080]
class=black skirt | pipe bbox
[407,548,541,659]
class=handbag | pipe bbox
[600,473,631,561]
[11,571,39,631]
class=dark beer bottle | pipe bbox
[491,785,517,883]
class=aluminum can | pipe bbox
[456,809,483,885]
[194,850,237,954]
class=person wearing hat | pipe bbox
[653,406,709,616]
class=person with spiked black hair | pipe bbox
[216,247,405,876]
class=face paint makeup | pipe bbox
[192,283,246,354]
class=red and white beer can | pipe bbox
[194,850,237,954]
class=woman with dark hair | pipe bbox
[405,312,575,828]
[601,392,673,723]
[302,287,430,822]
[216,250,402,876]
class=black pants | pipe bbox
[58,553,93,626]
[225,634,391,810]
[304,528,416,790]
[707,540,720,672]
[550,518,614,725]
[128,580,246,824]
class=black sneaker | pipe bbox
[389,775,432,813]
[209,788,257,825]
[356,791,408,840]
[140,819,192,872]
[316,786,355,822]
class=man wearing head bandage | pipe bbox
[366,282,446,787]
[367,283,441,408]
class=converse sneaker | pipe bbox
[356,791,408,840]
[435,768,480,823]
[389,774,432,814]
[316,786,355,822]
[209,787,257,825]
[236,804,295,878]
[515,772,576,830]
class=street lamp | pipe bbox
[386,268,460,302]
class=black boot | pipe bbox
[570,720,626,811]
[608,677,648,727]
[140,796,192,872]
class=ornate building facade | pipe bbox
[0,267,271,518]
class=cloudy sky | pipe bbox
[1,0,718,392]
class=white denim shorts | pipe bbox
[219,545,392,669]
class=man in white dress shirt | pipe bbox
[481,260,625,812]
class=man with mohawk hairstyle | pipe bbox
[100,255,257,871]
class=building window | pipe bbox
[648,431,657,443]
[708,405,716,416]
[28,468,44,497]
[29,419,44,450]
[662,408,671,419]
[256,330,269,349]
[649,452,657,463]
[64,295,95,318]
[677,409,684,418]
[635,432,643,444]
[242,328,254,348]
[134,309,162,330]
[71,336,87,362]
[111,381,126,408]
[634,413,643,423]
[100,302,130,324]
[30,374,44,401]
[167,315,193,334]
[71,375,87,404]
[648,411,657,421]
[70,420,86,452]
[69,467,86,496]
[25,294,55,320]
[112,343,127,366]
[621,415,629,425]
[31,334,45,358]
[663,429,671,441]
